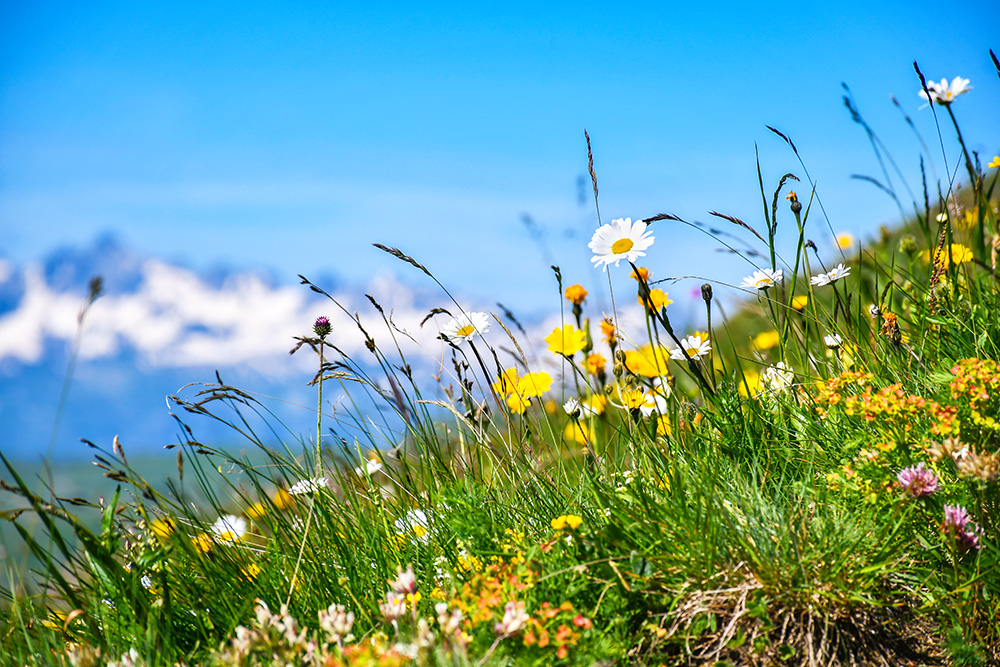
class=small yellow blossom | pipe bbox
[791,295,809,311]
[246,502,266,521]
[922,243,974,267]
[987,156,1000,169]
[239,563,261,581]
[738,371,762,398]
[506,392,531,414]
[518,371,553,397]
[564,284,588,305]
[273,487,294,510]
[492,368,520,396]
[585,352,607,375]
[600,317,616,344]
[836,232,856,250]
[551,515,583,530]
[655,414,672,437]
[546,324,587,356]
[638,288,673,311]
[629,266,652,282]
[618,387,648,410]
[751,330,780,351]
[149,517,175,540]
[192,533,213,554]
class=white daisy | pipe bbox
[670,334,712,361]
[919,77,972,105]
[440,312,490,344]
[354,456,384,476]
[760,361,794,394]
[809,271,831,287]
[211,514,247,543]
[289,476,330,495]
[394,509,430,543]
[563,398,581,417]
[588,217,655,270]
[740,268,784,291]
[824,334,843,349]
[825,263,851,283]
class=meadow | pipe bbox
[2,59,999,666]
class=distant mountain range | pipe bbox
[0,235,472,463]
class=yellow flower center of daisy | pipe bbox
[611,238,634,254]
[456,324,475,337]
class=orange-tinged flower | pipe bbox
[638,288,672,311]
[585,352,607,375]
[546,325,587,356]
[600,318,616,344]
[629,266,652,282]
[564,284,588,305]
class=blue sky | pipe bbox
[2,1,999,313]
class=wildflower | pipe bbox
[212,515,247,544]
[545,324,587,356]
[836,232,856,250]
[923,243,973,267]
[492,368,520,396]
[494,601,530,636]
[751,330,781,351]
[670,334,711,361]
[630,266,652,283]
[440,311,490,344]
[919,77,972,105]
[288,476,329,495]
[638,288,673,311]
[354,455,384,476]
[740,268,783,291]
[760,361,794,393]
[584,352,606,376]
[589,217,655,270]
[313,316,331,338]
[824,334,843,349]
[617,387,648,412]
[791,295,809,311]
[319,603,355,643]
[989,156,1000,169]
[809,271,831,287]
[825,263,852,283]
[273,487,294,509]
[600,317,616,344]
[506,392,531,414]
[390,565,418,595]
[564,284,588,306]
[395,509,430,543]
[623,345,670,377]
[551,514,583,531]
[381,592,408,622]
[239,563,261,581]
[868,304,880,319]
[941,504,983,551]
[563,398,581,418]
[896,463,938,498]
[148,517,175,540]
[517,371,552,398]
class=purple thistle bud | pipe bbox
[313,316,331,338]
[896,462,939,498]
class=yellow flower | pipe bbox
[492,368,520,396]
[546,324,587,356]
[618,387,648,410]
[239,563,261,581]
[517,371,553,398]
[564,284,588,305]
[563,421,593,445]
[987,156,1000,169]
[751,330,780,351]
[638,288,673,311]
[791,295,809,311]
[551,514,583,530]
[246,502,266,521]
[623,345,670,378]
[922,243,973,267]
[585,352,607,375]
[630,266,652,282]
[738,371,762,398]
[273,487,294,510]
[600,317,616,344]
[655,415,672,437]
[192,533,213,554]
[149,517,175,540]
[836,232,856,250]
[506,392,530,414]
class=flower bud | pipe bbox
[313,316,332,338]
